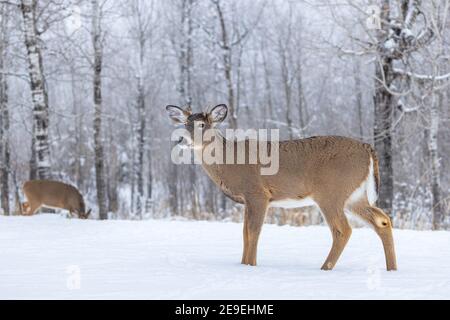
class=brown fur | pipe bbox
[166,105,397,271]
[22,180,90,219]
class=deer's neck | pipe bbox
[194,129,227,168]
[195,130,244,203]
[195,129,229,179]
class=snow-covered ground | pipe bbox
[0,215,449,300]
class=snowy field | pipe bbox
[0,215,449,300]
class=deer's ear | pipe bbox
[208,104,228,124]
[166,105,190,124]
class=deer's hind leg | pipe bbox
[317,201,352,271]
[348,201,397,271]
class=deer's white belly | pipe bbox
[41,204,63,211]
[270,197,317,209]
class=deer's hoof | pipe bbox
[387,266,398,272]
[321,262,334,271]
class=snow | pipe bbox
[0,215,449,300]
[384,39,397,51]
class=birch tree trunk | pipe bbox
[279,6,295,139]
[260,38,274,127]
[145,146,153,213]
[0,70,10,216]
[172,0,199,217]
[0,4,10,215]
[29,129,37,180]
[107,121,119,215]
[280,49,293,140]
[296,58,308,138]
[353,57,364,139]
[429,91,443,230]
[293,10,308,138]
[127,0,154,217]
[184,0,199,217]
[21,0,51,180]
[134,39,146,217]
[70,66,83,189]
[168,165,179,216]
[178,0,194,107]
[92,0,108,220]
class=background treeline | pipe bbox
[0,0,449,230]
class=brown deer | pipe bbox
[166,104,397,271]
[22,180,91,219]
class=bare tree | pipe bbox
[375,1,436,218]
[125,0,157,217]
[0,2,11,215]
[420,1,450,229]
[175,0,200,217]
[275,4,296,140]
[203,0,261,129]
[20,0,52,180]
[353,56,365,139]
[91,0,107,220]
[329,0,436,218]
[211,0,236,128]
[428,87,443,229]
[385,1,448,226]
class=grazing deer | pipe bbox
[166,104,397,271]
[22,180,91,220]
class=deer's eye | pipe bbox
[198,123,205,128]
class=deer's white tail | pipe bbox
[346,158,378,207]
[366,158,379,206]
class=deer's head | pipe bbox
[76,209,92,220]
[166,104,228,149]
[21,202,31,215]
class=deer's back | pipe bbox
[200,135,376,205]
[23,180,83,208]
[264,136,374,200]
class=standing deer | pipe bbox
[22,180,91,219]
[166,104,397,271]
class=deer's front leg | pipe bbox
[242,198,268,267]
[241,209,249,265]
[23,203,40,216]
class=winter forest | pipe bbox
[0,0,449,230]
